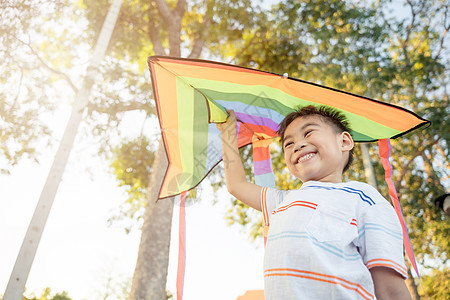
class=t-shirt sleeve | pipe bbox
[260,187,284,227]
[358,194,408,279]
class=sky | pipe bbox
[0,105,265,300]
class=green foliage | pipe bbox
[23,287,72,300]
[109,136,154,232]
[419,267,450,299]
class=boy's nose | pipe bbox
[294,143,306,152]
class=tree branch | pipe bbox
[11,34,79,93]
[153,0,173,27]
[394,136,441,189]
[87,101,153,114]
[174,0,187,18]
[228,29,260,64]
[153,0,183,57]
[435,4,450,59]
[188,37,205,59]
[187,16,210,59]
[146,3,166,56]
[421,151,445,189]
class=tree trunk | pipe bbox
[406,265,421,300]
[128,140,174,300]
[360,143,377,188]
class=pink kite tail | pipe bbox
[177,191,187,300]
[378,139,428,298]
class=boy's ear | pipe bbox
[341,131,354,151]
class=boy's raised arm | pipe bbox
[217,111,263,211]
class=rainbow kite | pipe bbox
[148,56,430,299]
[148,56,429,198]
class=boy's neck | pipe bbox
[303,177,344,184]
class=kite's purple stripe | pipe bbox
[234,112,279,132]
[254,158,273,175]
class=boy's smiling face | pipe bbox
[282,115,354,183]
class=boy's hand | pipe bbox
[216,110,237,133]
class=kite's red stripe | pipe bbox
[155,56,267,75]
[253,144,271,161]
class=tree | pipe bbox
[0,1,72,174]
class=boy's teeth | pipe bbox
[299,153,315,162]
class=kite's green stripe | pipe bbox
[351,132,373,142]
[200,89,295,116]
[176,79,208,192]
[181,76,307,108]
[191,89,210,185]
[176,78,200,192]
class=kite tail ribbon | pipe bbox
[378,139,426,297]
[176,191,187,300]
[252,137,275,246]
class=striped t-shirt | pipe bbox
[261,180,407,300]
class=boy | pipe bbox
[217,106,411,299]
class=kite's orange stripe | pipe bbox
[159,61,422,132]
[152,64,182,196]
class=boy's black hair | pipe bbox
[277,105,354,173]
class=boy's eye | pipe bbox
[284,141,293,148]
[305,130,313,137]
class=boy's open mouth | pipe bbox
[297,152,316,163]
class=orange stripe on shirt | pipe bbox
[366,260,408,278]
[366,258,407,275]
[273,201,317,214]
[261,187,269,226]
[264,268,373,300]
[366,263,408,278]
